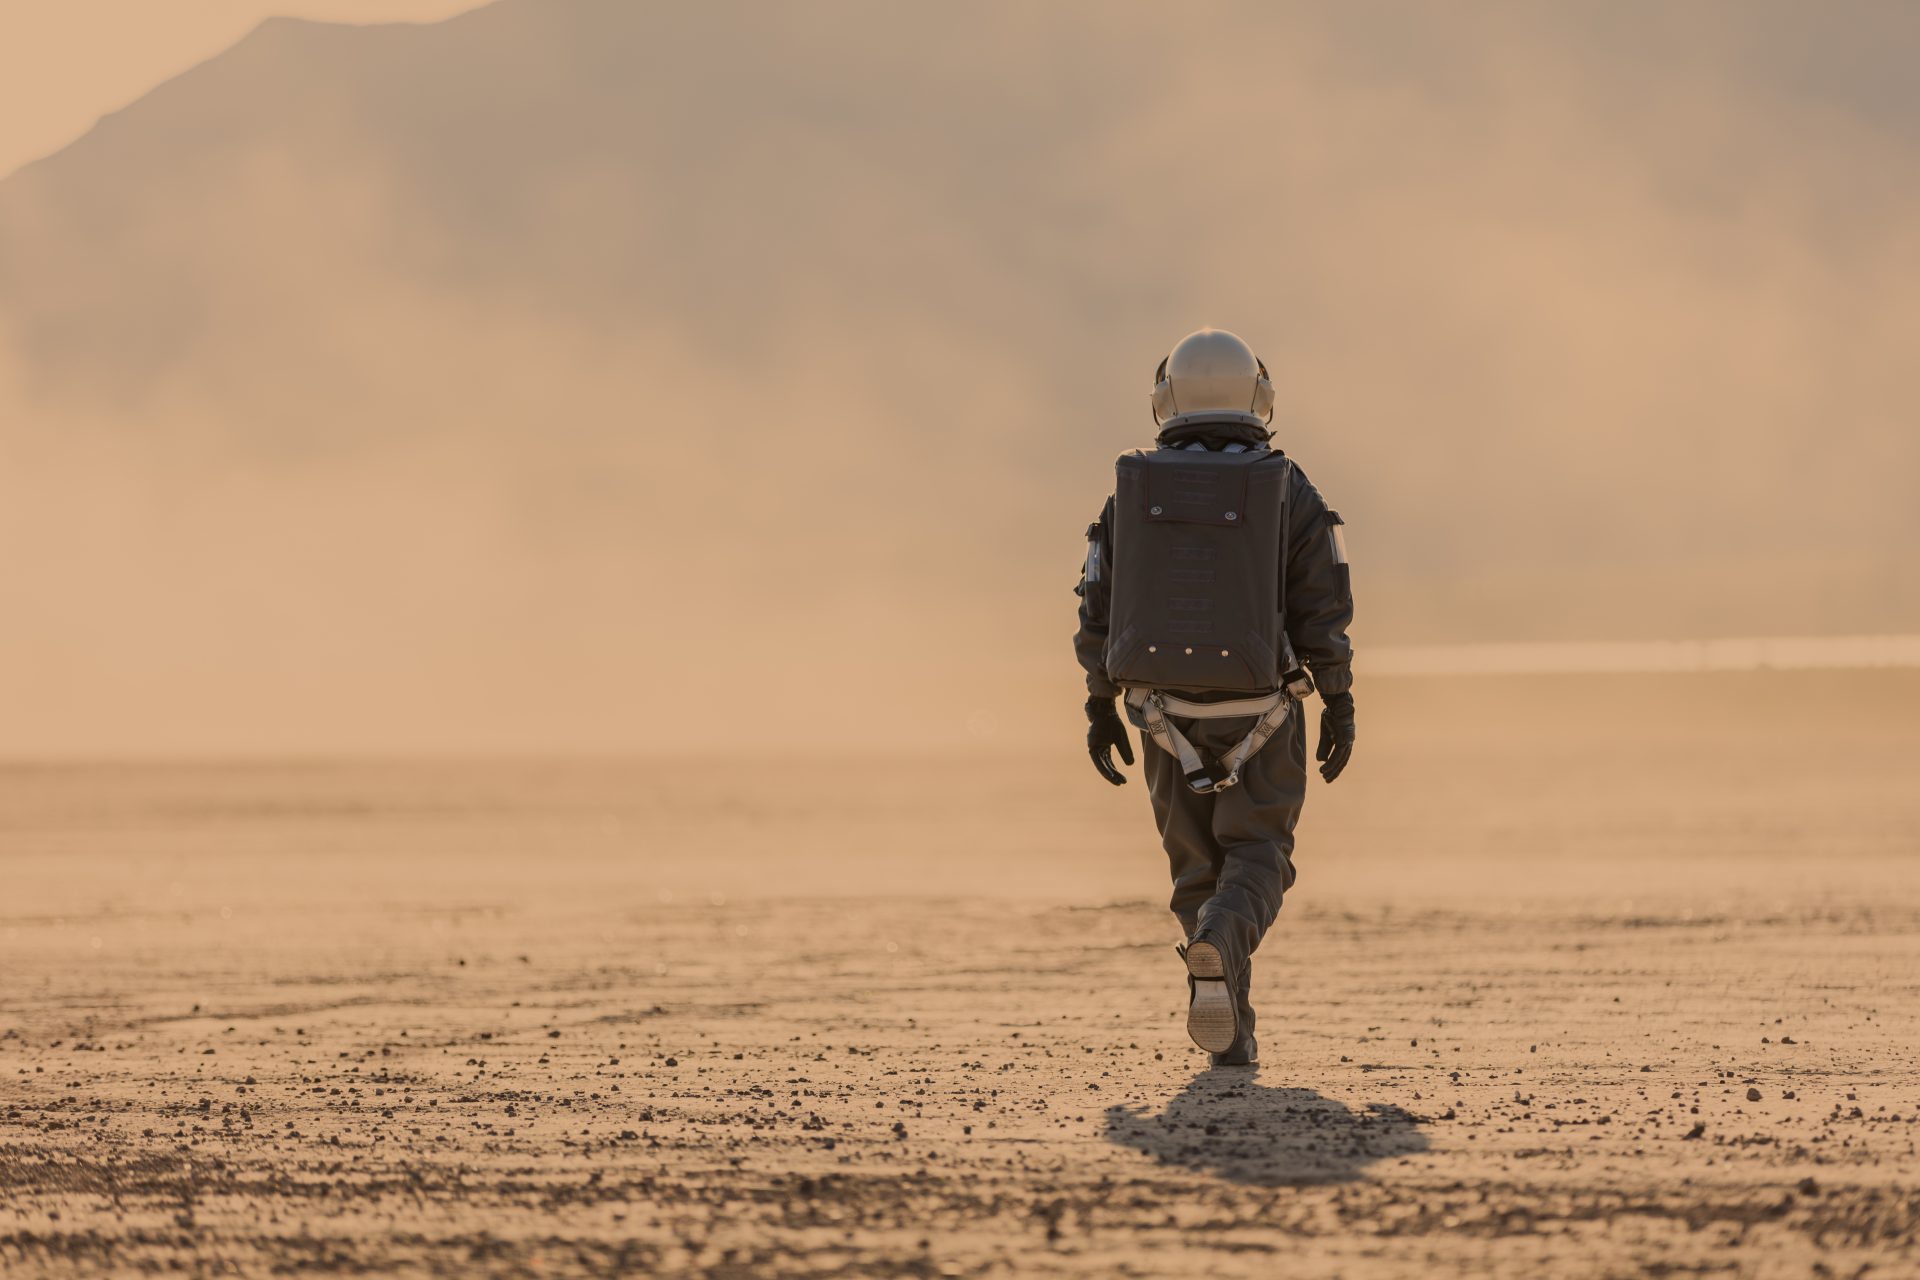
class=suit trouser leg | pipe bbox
[1141,709,1307,1038]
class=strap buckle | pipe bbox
[1183,760,1239,795]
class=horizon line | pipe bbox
[1368,634,1920,676]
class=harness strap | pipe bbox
[1124,688,1293,795]
[1150,690,1284,719]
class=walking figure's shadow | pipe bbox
[1105,1067,1428,1185]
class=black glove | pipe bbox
[1086,695,1135,786]
[1316,691,1355,783]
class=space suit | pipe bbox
[1073,329,1355,1066]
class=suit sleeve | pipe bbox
[1072,495,1121,699]
[1283,468,1355,697]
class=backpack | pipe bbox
[1103,446,1293,695]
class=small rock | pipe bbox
[1747,1087,1763,1102]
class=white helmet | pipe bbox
[1150,329,1275,429]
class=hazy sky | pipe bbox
[0,0,487,179]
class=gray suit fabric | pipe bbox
[1139,696,1306,1040]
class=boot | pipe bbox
[1209,958,1258,1066]
[1209,1036,1258,1067]
[1177,933,1238,1054]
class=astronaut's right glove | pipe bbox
[1316,690,1356,783]
[1086,695,1135,786]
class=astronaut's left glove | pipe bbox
[1086,696,1135,786]
[1316,690,1355,783]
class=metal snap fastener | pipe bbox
[1149,505,1163,515]
[1220,649,1230,657]
[1184,647,1194,655]
[1147,645,1157,653]
[1224,511,1237,520]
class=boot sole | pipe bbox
[1184,940,1238,1054]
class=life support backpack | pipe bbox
[1103,445,1312,794]
[1104,446,1292,694]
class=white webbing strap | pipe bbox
[1124,688,1293,795]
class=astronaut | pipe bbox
[1073,329,1355,1067]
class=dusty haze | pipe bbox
[2,0,1917,752]
[0,1,488,182]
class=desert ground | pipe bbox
[3,672,1918,1277]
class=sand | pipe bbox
[3,672,1918,1277]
